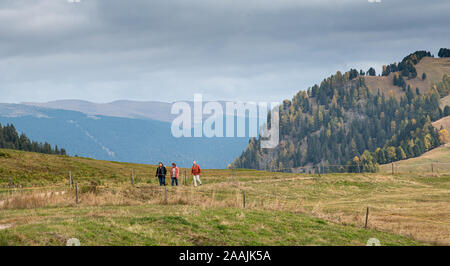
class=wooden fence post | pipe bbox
[364,207,369,229]
[243,191,246,208]
[431,163,434,173]
[131,170,134,185]
[164,186,168,204]
[391,163,394,175]
[75,182,79,205]
[232,168,234,182]
[69,171,72,188]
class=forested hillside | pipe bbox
[232,50,450,173]
[0,105,250,168]
[0,123,66,155]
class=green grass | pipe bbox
[0,205,421,246]
[1,148,448,246]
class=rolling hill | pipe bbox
[380,144,450,173]
[364,57,450,97]
[233,50,450,172]
[432,115,450,135]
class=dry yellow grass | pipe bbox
[433,116,450,133]
[364,74,404,99]
[1,149,448,245]
[1,172,448,245]
[380,145,450,174]
[365,57,450,98]
[440,95,450,109]
[415,57,450,86]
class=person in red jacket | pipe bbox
[191,161,202,186]
[170,162,179,186]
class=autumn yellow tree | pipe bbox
[439,129,450,143]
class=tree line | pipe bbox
[0,123,66,155]
[382,50,432,79]
[438,48,450,58]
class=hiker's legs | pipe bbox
[193,175,198,186]
[193,175,201,186]
[175,178,178,186]
[171,177,178,186]
[158,176,163,186]
[162,176,166,186]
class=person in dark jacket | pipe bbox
[155,162,167,186]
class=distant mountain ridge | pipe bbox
[22,100,176,122]
[21,99,261,124]
[0,103,250,169]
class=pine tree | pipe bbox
[0,123,66,155]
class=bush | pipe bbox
[0,151,11,158]
[80,181,101,194]
[438,48,450,58]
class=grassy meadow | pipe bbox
[0,148,449,246]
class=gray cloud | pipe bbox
[0,0,449,103]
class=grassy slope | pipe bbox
[440,95,450,109]
[380,145,450,173]
[432,115,450,133]
[415,57,450,86]
[0,149,276,188]
[1,149,449,245]
[383,93,450,173]
[364,57,450,98]
[0,149,157,187]
[364,73,404,99]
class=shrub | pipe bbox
[0,151,11,158]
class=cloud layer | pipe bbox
[0,0,449,103]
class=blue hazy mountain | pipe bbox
[0,103,251,169]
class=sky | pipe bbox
[0,0,449,104]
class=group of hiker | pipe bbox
[155,161,202,187]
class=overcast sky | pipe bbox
[0,0,449,104]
